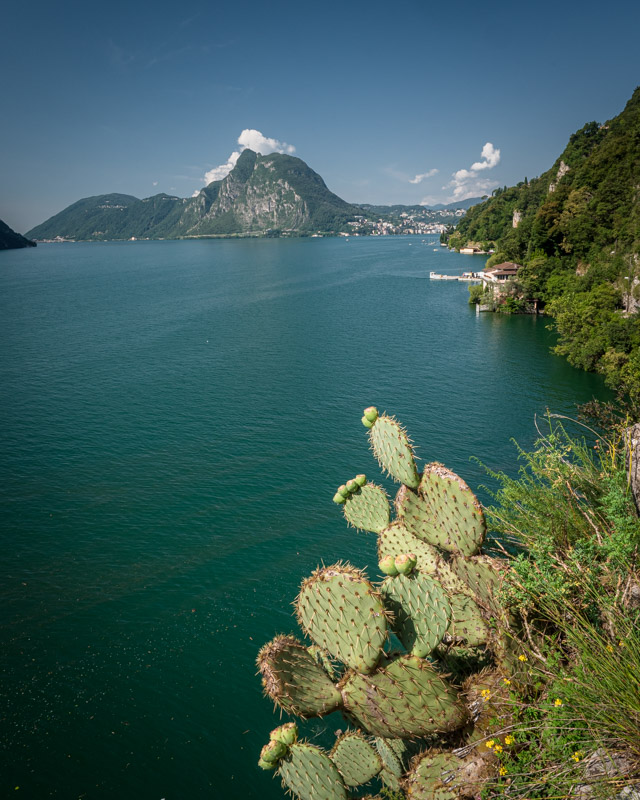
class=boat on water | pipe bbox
[429,271,482,282]
[429,271,459,281]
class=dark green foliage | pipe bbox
[0,218,36,249]
[449,87,640,407]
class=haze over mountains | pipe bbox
[26,150,481,242]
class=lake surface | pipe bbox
[0,237,608,799]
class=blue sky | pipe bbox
[2,0,639,232]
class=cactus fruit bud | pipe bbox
[333,492,347,504]
[379,555,399,576]
[355,474,367,487]
[395,553,417,576]
[270,722,298,746]
[261,739,287,763]
[364,407,379,423]
[362,415,374,428]
[337,485,349,498]
[346,479,359,493]
[258,756,277,771]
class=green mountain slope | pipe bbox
[0,219,36,250]
[450,87,640,407]
[26,150,360,241]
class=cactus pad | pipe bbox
[368,413,420,488]
[450,554,506,617]
[278,742,348,800]
[341,654,468,738]
[381,572,451,657]
[342,482,390,533]
[296,564,388,674]
[408,463,485,555]
[257,635,341,717]
[403,749,491,800]
[448,593,490,647]
[330,732,381,787]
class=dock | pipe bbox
[429,271,482,283]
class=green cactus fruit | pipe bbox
[296,564,388,674]
[363,406,379,423]
[448,593,490,647]
[355,474,367,487]
[377,522,441,574]
[362,415,374,428]
[400,463,486,556]
[262,739,288,763]
[332,492,346,505]
[330,732,382,787]
[378,555,398,577]
[340,654,468,738]
[450,554,507,617]
[278,742,348,800]
[346,479,359,493]
[271,722,298,747]
[337,484,349,498]
[368,413,420,488]
[258,756,278,770]
[257,635,342,718]
[306,645,339,681]
[343,482,390,533]
[381,572,451,657]
[394,552,417,576]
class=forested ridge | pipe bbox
[449,88,640,409]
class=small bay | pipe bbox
[0,237,608,799]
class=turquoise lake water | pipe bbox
[0,237,608,799]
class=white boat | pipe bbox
[429,271,458,281]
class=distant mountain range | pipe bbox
[26,150,361,241]
[26,150,477,242]
[0,219,36,250]
[360,197,484,214]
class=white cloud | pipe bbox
[471,142,500,171]
[409,168,438,185]
[152,181,158,186]
[446,142,501,201]
[200,129,296,186]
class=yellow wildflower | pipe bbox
[485,739,495,750]
[518,654,528,662]
[572,751,583,762]
[504,735,515,745]
[503,678,511,685]
[499,766,507,776]
[494,744,503,754]
[619,640,626,648]
[606,644,614,653]
[480,689,491,700]
[554,698,563,707]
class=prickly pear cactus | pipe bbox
[340,654,468,738]
[296,564,389,674]
[366,409,420,488]
[256,406,516,800]
[330,732,381,787]
[257,635,341,717]
[278,742,348,800]
[381,570,451,657]
[341,480,390,533]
